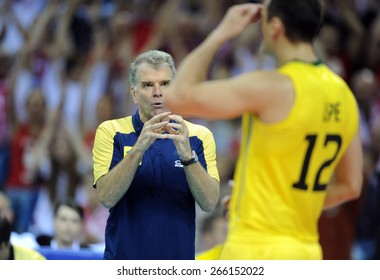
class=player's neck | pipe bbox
[276,41,318,67]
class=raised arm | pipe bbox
[164,4,262,119]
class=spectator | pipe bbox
[0,190,39,249]
[0,190,14,225]
[0,51,12,191]
[36,200,86,251]
[4,89,47,233]
[0,215,45,260]
[80,170,108,248]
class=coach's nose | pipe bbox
[153,83,163,97]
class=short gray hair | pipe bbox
[129,50,176,90]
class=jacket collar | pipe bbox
[132,110,144,135]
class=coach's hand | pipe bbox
[134,112,172,152]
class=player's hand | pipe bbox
[213,4,262,42]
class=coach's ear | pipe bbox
[130,86,138,104]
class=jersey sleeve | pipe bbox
[92,122,116,186]
[201,128,220,182]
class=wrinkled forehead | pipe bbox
[136,63,173,82]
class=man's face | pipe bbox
[54,205,82,247]
[131,63,172,122]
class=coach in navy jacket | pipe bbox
[92,50,220,260]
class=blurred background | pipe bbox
[0,0,379,260]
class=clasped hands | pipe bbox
[142,111,192,160]
[151,112,187,136]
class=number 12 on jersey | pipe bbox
[293,134,342,192]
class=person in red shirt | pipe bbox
[4,90,47,233]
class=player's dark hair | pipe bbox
[267,0,324,43]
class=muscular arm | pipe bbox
[323,132,363,209]
[164,4,263,119]
[165,4,295,123]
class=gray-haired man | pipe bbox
[92,50,220,260]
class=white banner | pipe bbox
[0,260,378,280]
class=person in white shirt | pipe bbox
[36,200,85,250]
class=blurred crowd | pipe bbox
[0,0,379,259]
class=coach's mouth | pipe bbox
[152,102,164,109]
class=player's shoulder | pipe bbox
[241,69,287,82]
[239,70,293,93]
[97,116,134,134]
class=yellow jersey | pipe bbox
[220,60,359,259]
[13,245,46,260]
[196,244,223,260]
